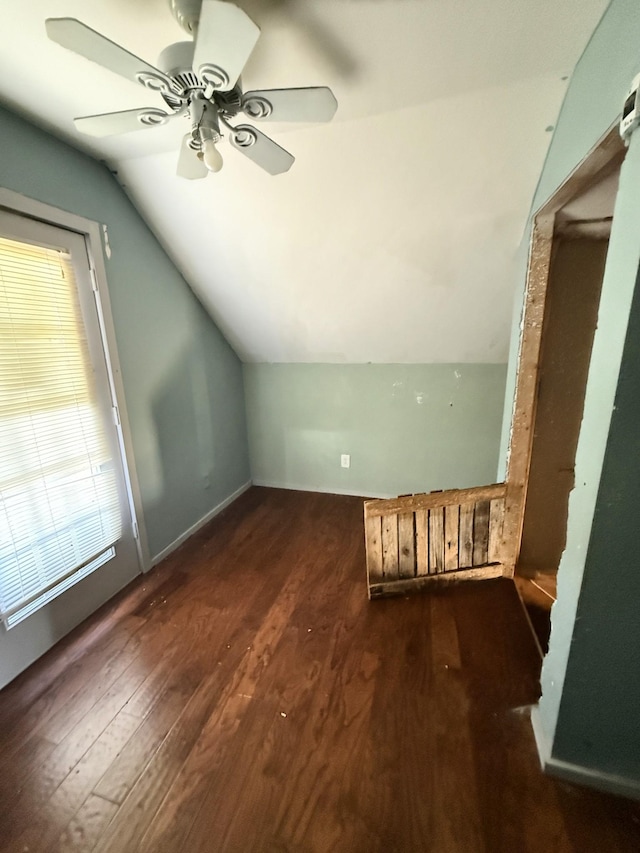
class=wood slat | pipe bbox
[488,498,505,564]
[458,503,475,568]
[473,500,491,566]
[368,565,506,598]
[364,515,383,584]
[381,514,399,580]
[428,507,445,574]
[444,505,460,572]
[415,509,429,576]
[397,513,416,579]
[364,483,506,518]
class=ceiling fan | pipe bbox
[45,0,338,178]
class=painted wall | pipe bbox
[551,259,640,784]
[244,364,507,498]
[498,0,639,471]
[0,104,251,561]
[538,133,640,791]
[496,0,640,795]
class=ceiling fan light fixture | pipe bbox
[168,0,203,35]
[200,137,223,172]
[45,4,338,178]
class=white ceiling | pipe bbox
[0,0,609,363]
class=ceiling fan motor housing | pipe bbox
[157,40,197,92]
[157,40,243,118]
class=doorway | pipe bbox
[506,138,625,653]
[0,207,142,687]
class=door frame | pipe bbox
[0,187,151,572]
[500,124,626,575]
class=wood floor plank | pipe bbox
[51,794,119,853]
[137,509,344,853]
[5,711,141,853]
[1,488,639,853]
[93,674,204,805]
[0,613,147,763]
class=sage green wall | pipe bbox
[498,0,639,473]
[538,132,640,792]
[496,0,640,795]
[244,364,507,498]
[552,260,640,784]
[0,104,251,560]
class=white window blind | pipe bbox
[0,234,122,626]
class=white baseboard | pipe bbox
[530,704,640,801]
[530,704,552,768]
[251,479,394,500]
[150,480,252,566]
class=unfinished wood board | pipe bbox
[473,500,491,566]
[364,483,506,518]
[415,509,428,576]
[444,505,460,572]
[398,513,416,579]
[381,514,399,580]
[458,503,475,569]
[488,499,505,565]
[428,507,445,574]
[365,515,383,585]
[369,564,505,598]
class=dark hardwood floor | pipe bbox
[1,487,638,852]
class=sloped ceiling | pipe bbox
[0,0,608,362]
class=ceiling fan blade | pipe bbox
[45,18,178,96]
[177,135,208,180]
[242,88,338,123]
[192,1,260,92]
[228,125,294,175]
[73,108,173,137]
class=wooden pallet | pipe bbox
[364,483,507,598]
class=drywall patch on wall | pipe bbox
[244,363,507,498]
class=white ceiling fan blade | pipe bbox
[73,108,173,137]
[228,125,294,175]
[193,1,260,92]
[45,18,177,96]
[177,135,208,180]
[242,88,338,123]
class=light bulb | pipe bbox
[201,138,223,173]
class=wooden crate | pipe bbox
[364,484,507,598]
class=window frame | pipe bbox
[0,188,150,574]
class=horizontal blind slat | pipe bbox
[0,234,122,621]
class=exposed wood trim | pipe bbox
[503,124,626,576]
[502,221,553,574]
[369,564,505,599]
[364,483,506,518]
[535,124,625,219]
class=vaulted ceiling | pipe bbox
[0,0,608,362]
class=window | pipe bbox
[0,212,138,628]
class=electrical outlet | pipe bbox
[341,454,350,469]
